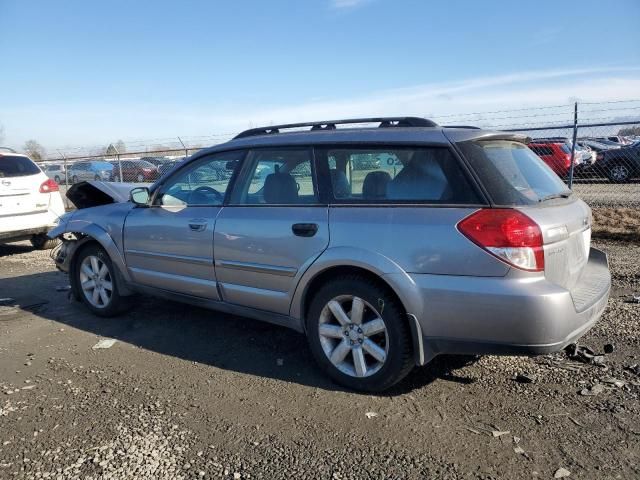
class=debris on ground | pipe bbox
[491,430,510,438]
[565,344,607,366]
[601,377,626,388]
[579,383,606,396]
[624,364,639,375]
[514,373,537,383]
[554,467,571,478]
[92,338,117,350]
[603,343,615,354]
[365,411,378,419]
[626,294,640,304]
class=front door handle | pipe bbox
[188,219,207,232]
[292,223,318,237]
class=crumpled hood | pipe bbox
[66,181,151,209]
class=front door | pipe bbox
[123,150,244,298]
[214,147,329,315]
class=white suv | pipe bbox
[0,149,65,249]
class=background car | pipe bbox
[67,160,114,183]
[110,160,160,182]
[43,163,66,183]
[0,151,64,249]
[528,138,577,177]
[597,142,640,182]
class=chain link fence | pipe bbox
[36,103,640,210]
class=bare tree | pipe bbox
[24,139,46,161]
[115,139,126,154]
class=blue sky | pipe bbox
[1,0,639,152]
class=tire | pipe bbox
[54,175,61,184]
[305,274,413,392]
[606,163,630,183]
[30,234,59,250]
[72,175,79,184]
[72,243,131,317]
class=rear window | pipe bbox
[0,155,40,178]
[317,146,481,204]
[457,140,570,205]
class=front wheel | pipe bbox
[306,275,413,392]
[73,244,131,317]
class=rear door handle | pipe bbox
[292,223,318,237]
[188,219,207,232]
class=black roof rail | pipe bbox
[443,125,481,129]
[0,146,17,153]
[233,117,438,139]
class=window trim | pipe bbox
[149,149,247,208]
[227,146,324,207]
[313,144,488,207]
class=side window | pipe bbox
[154,150,244,207]
[318,146,479,204]
[230,148,317,205]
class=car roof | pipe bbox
[198,126,529,156]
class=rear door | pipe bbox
[123,150,244,298]
[0,155,47,221]
[213,147,329,315]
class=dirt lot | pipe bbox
[0,237,638,479]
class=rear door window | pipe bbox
[457,140,570,205]
[316,146,481,204]
[0,155,40,177]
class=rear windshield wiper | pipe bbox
[538,191,572,202]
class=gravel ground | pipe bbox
[0,238,638,479]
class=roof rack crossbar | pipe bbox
[233,117,438,139]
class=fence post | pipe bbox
[568,102,578,189]
[178,136,188,158]
[57,150,70,210]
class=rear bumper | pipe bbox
[0,226,50,242]
[399,248,610,363]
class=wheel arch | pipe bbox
[291,247,427,365]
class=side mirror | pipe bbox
[130,187,150,206]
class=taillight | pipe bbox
[39,178,60,193]
[457,209,544,272]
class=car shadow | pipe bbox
[0,269,479,395]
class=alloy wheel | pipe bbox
[79,255,113,308]
[610,164,629,182]
[318,295,388,378]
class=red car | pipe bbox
[528,139,578,178]
[110,160,159,183]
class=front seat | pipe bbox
[263,171,299,204]
[362,171,391,200]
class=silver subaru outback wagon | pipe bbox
[49,117,611,392]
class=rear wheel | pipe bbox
[306,275,413,392]
[607,163,630,183]
[30,234,59,250]
[73,244,131,317]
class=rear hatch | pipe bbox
[0,155,48,217]
[455,138,591,290]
